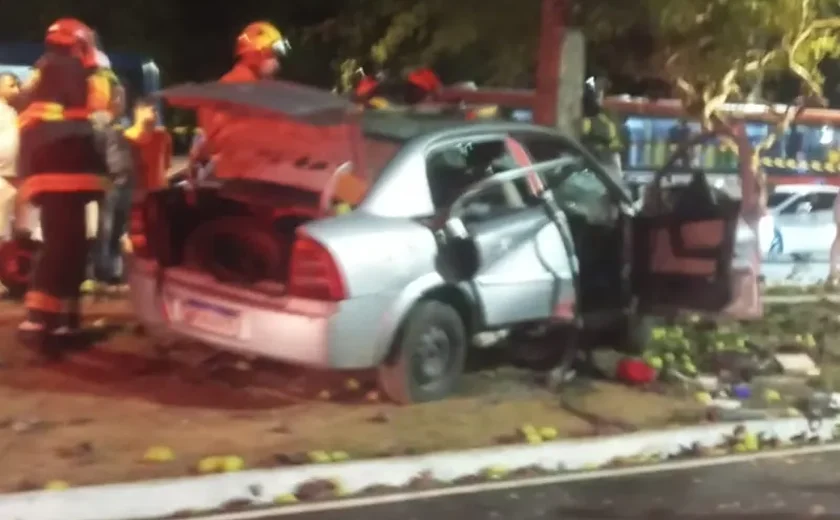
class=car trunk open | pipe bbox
[134,81,371,295]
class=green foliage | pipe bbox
[644,0,840,121]
[313,0,840,126]
[308,0,541,86]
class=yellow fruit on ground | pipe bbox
[307,450,332,463]
[344,378,360,391]
[222,456,245,472]
[330,451,350,462]
[538,427,558,441]
[520,424,538,436]
[44,480,69,491]
[695,392,713,405]
[197,456,223,474]
[483,466,507,480]
[764,389,781,402]
[273,494,298,504]
[143,445,175,463]
[525,433,543,445]
[743,433,759,452]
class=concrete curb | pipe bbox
[1,416,837,520]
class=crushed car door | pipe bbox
[432,137,565,327]
[631,157,762,319]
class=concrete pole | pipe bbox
[533,0,566,127]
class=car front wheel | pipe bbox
[377,300,467,404]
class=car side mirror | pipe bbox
[795,201,812,214]
[436,217,480,281]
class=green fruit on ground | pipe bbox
[647,356,664,370]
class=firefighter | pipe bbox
[16,18,109,352]
[581,78,623,180]
[190,21,290,178]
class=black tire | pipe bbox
[377,300,468,404]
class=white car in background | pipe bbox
[759,184,839,259]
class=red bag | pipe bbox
[616,358,656,385]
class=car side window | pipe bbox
[516,135,615,222]
[779,192,836,214]
[778,194,806,215]
[425,139,522,217]
[812,192,837,212]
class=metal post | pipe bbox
[533,0,567,127]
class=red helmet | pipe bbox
[45,18,98,66]
[406,68,442,94]
[354,76,380,100]
[236,21,290,59]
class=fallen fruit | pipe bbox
[44,480,69,491]
[143,445,175,463]
[330,451,350,462]
[695,392,713,405]
[764,389,782,403]
[483,466,507,480]
[273,494,298,504]
[222,456,245,472]
[538,427,558,441]
[742,433,759,451]
[525,433,542,445]
[646,356,664,370]
[520,424,538,437]
[197,456,223,474]
[344,378,360,391]
[307,450,332,463]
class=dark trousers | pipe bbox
[25,193,91,330]
[93,181,133,283]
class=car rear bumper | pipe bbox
[127,258,381,369]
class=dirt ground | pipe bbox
[0,305,704,492]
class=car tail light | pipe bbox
[127,202,149,257]
[288,235,346,301]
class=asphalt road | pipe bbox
[208,450,840,520]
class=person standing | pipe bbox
[92,84,135,288]
[189,21,290,179]
[580,78,623,181]
[16,18,109,352]
[0,72,20,240]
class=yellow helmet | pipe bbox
[235,21,290,58]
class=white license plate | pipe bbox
[181,298,242,337]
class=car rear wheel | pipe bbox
[377,300,467,404]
